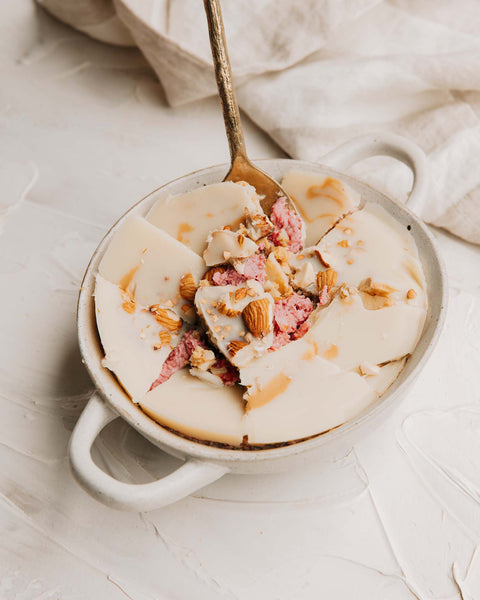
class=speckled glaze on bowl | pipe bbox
[70,133,447,511]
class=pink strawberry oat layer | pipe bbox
[269,196,305,253]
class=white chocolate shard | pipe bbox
[95,275,182,401]
[362,357,407,395]
[98,216,205,323]
[240,335,339,403]
[195,285,274,367]
[189,368,223,387]
[316,203,426,307]
[307,294,426,371]
[245,367,376,444]
[288,246,325,294]
[203,229,258,266]
[146,181,263,255]
[264,253,291,297]
[241,330,377,443]
[292,261,316,290]
[140,369,246,445]
[281,170,361,246]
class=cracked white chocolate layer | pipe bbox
[146,181,262,255]
[281,170,362,246]
[316,203,426,307]
[306,294,425,371]
[95,172,428,446]
[95,275,182,400]
[99,216,205,322]
[139,368,246,446]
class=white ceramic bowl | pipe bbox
[70,133,447,511]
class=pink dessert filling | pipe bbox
[212,254,266,285]
[212,358,240,386]
[212,267,245,286]
[149,330,203,390]
[243,254,266,282]
[271,292,313,350]
[269,196,305,253]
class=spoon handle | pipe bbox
[204,0,247,164]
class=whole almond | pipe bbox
[179,273,197,301]
[242,298,271,338]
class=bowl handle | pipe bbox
[319,133,429,213]
[69,393,229,511]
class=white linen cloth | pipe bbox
[38,0,480,244]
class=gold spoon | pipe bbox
[203,0,298,217]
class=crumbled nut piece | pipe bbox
[158,330,172,345]
[338,284,357,302]
[407,288,417,299]
[359,278,397,298]
[217,302,241,318]
[337,240,349,248]
[149,305,182,331]
[293,262,315,289]
[360,293,394,310]
[242,298,271,338]
[244,210,274,241]
[317,268,338,292]
[227,340,249,357]
[344,227,353,235]
[314,248,331,268]
[273,246,291,267]
[179,273,197,302]
[346,259,354,265]
[190,346,216,371]
[234,287,248,301]
[121,290,136,314]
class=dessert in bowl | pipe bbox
[72,135,446,511]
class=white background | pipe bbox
[1,2,480,599]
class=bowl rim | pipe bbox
[77,157,448,464]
